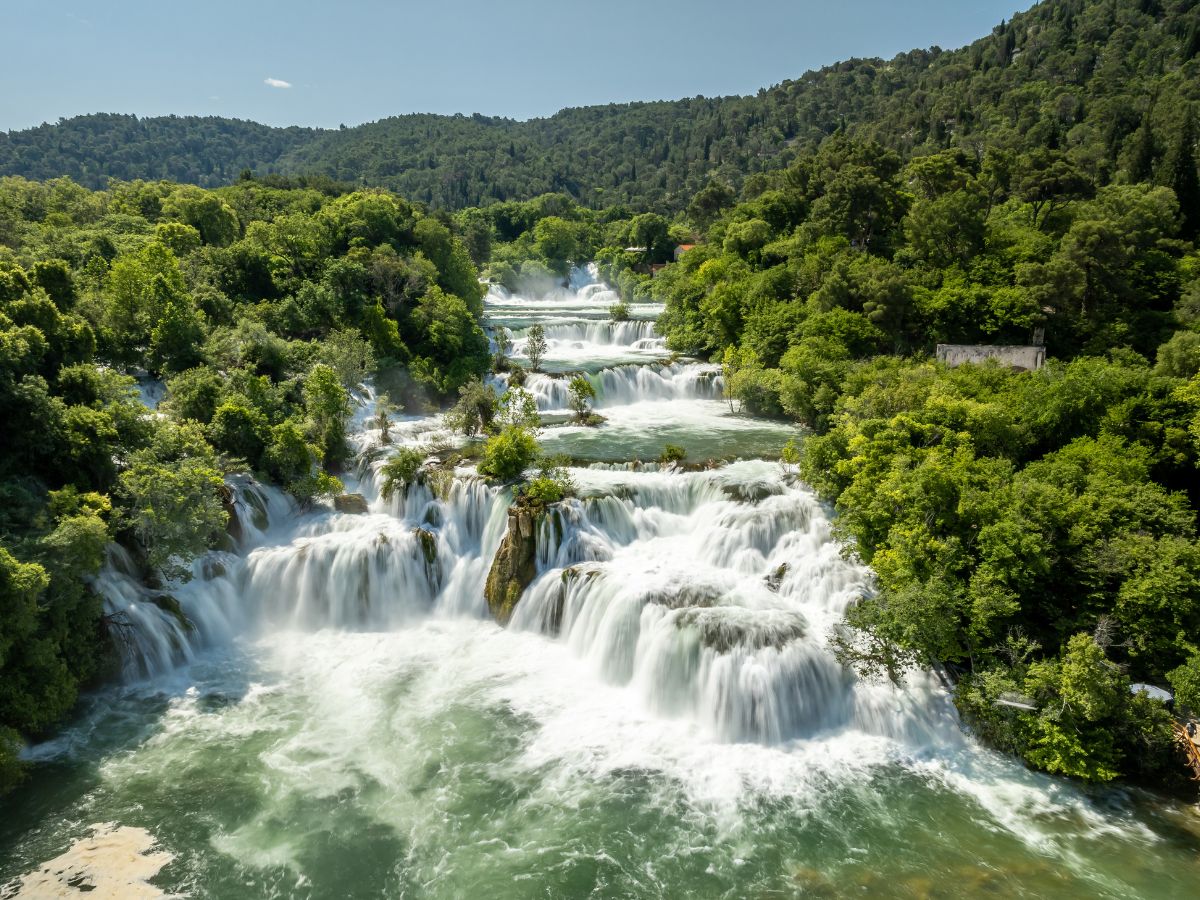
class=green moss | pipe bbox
[412,527,438,566]
[148,594,195,633]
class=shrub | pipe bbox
[380,447,426,500]
[780,437,801,466]
[519,457,577,506]
[496,386,540,430]
[445,377,497,436]
[609,301,630,322]
[521,475,569,506]
[525,324,547,372]
[265,419,317,487]
[478,425,539,482]
[208,399,269,466]
[660,444,687,465]
[567,375,596,420]
[1168,654,1200,714]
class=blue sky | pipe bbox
[2,1,1027,132]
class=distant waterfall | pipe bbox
[508,362,724,412]
[509,319,663,349]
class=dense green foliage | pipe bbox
[801,358,1197,782]
[477,425,540,482]
[379,447,427,502]
[0,175,488,789]
[4,1,1200,211]
[643,40,1200,782]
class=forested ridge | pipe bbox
[4,0,1200,209]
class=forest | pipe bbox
[1,0,1200,796]
[4,0,1200,211]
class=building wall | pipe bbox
[935,344,1046,371]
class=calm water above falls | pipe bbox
[2,270,1198,898]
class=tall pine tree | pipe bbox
[1167,107,1200,241]
[1128,106,1157,183]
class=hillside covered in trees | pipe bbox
[3,0,1200,210]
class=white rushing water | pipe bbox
[10,266,1193,899]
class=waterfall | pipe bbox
[508,462,955,746]
[91,267,947,757]
[509,319,663,348]
[509,362,724,412]
[90,475,297,680]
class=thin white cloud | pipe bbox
[264,77,292,89]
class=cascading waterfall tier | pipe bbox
[497,361,723,412]
[92,475,293,679]
[509,319,662,348]
[505,461,955,745]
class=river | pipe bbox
[1,268,1197,898]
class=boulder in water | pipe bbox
[721,481,782,503]
[485,506,540,625]
[219,484,243,549]
[334,493,369,514]
[674,607,807,653]
[641,582,724,610]
[147,594,194,633]
[412,527,438,566]
[561,563,603,586]
[765,563,789,592]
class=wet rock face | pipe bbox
[673,607,807,653]
[334,493,369,514]
[484,506,540,625]
[721,480,782,504]
[220,485,243,549]
[412,527,438,567]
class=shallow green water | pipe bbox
[3,628,1198,899]
[540,399,802,463]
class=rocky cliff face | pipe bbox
[484,506,540,625]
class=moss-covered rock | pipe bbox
[219,485,243,549]
[641,582,724,609]
[721,481,782,503]
[412,527,438,566]
[484,506,540,625]
[560,564,602,586]
[675,608,806,653]
[334,493,369,514]
[147,593,195,633]
[765,563,789,592]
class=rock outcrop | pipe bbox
[333,493,369,514]
[412,527,437,567]
[484,506,540,625]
